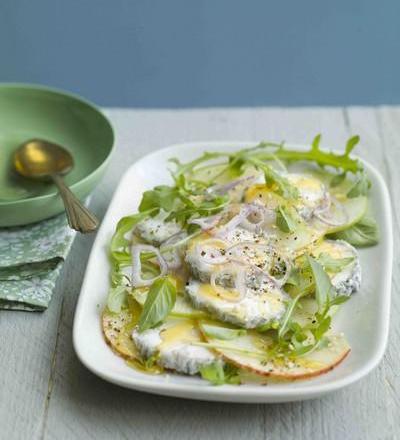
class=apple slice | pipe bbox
[102,309,138,360]
[199,321,350,380]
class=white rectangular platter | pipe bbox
[73,142,393,403]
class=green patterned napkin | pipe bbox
[0,214,76,311]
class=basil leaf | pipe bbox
[202,324,246,340]
[138,277,176,332]
[199,362,240,385]
[329,215,379,247]
[307,256,334,312]
[316,253,354,273]
[276,205,298,233]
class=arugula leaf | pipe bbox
[111,211,153,256]
[311,134,322,151]
[166,193,229,225]
[256,320,280,332]
[272,259,351,358]
[202,324,246,340]
[170,136,365,197]
[139,185,180,213]
[138,277,177,332]
[328,215,379,247]
[347,173,371,198]
[329,294,351,306]
[199,362,241,385]
[278,292,304,339]
[307,256,334,312]
[169,152,227,177]
[345,135,360,154]
[313,315,331,340]
[108,211,156,313]
[284,261,314,297]
[316,253,355,273]
[294,336,330,357]
[255,135,363,174]
[248,157,298,199]
[276,205,298,233]
[144,354,159,369]
[330,172,346,187]
[223,364,241,384]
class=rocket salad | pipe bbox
[102,136,378,384]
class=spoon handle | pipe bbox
[51,174,99,233]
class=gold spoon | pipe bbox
[14,139,99,233]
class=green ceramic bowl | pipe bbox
[0,83,114,227]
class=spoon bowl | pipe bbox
[14,139,99,233]
[14,139,74,179]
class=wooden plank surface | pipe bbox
[0,107,398,440]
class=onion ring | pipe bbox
[131,244,167,287]
[189,213,222,230]
[212,205,251,238]
[210,264,247,302]
[267,255,292,287]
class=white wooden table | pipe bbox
[1,107,399,440]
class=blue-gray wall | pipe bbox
[1,1,399,107]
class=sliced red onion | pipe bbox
[131,244,167,287]
[207,176,256,195]
[240,208,264,232]
[210,264,247,302]
[212,206,250,238]
[188,213,222,231]
[314,197,348,226]
[239,203,276,233]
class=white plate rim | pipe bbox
[73,141,393,403]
